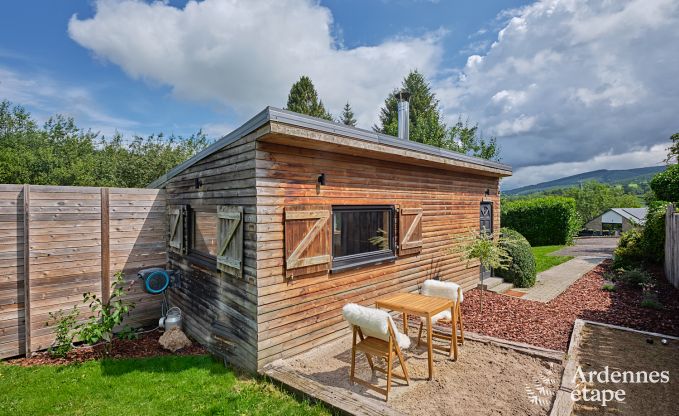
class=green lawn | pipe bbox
[0,355,330,416]
[531,245,574,273]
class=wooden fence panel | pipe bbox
[666,204,679,289]
[0,185,25,358]
[0,184,167,359]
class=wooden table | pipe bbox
[375,292,456,380]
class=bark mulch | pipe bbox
[6,329,207,367]
[451,261,679,351]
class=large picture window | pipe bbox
[332,205,396,271]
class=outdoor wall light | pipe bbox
[318,173,326,186]
[484,188,490,196]
[194,178,203,189]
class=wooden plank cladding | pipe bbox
[254,139,501,369]
[0,185,166,359]
[165,134,260,373]
[153,112,508,373]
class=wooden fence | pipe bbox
[666,203,679,289]
[0,184,167,359]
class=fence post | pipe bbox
[22,184,31,356]
[101,187,110,301]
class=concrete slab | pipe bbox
[514,256,605,302]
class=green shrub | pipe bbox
[650,164,679,202]
[641,201,668,264]
[501,196,580,246]
[613,229,645,268]
[614,268,652,289]
[640,298,663,310]
[46,306,80,358]
[495,228,537,288]
[612,202,668,267]
[601,283,616,292]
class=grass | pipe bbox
[0,355,330,416]
[531,245,574,273]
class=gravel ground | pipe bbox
[448,261,679,351]
[285,335,562,416]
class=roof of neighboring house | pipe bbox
[148,106,512,188]
[609,208,649,225]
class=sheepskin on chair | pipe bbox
[342,303,411,349]
[420,279,463,323]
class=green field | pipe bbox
[0,355,329,416]
[531,245,573,273]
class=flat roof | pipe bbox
[148,106,512,188]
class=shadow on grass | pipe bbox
[99,354,228,377]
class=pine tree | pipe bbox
[374,70,447,146]
[285,75,333,121]
[340,102,357,127]
[375,70,500,161]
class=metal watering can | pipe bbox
[159,307,182,331]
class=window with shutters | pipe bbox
[331,205,396,272]
[189,208,218,259]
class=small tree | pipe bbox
[650,164,679,202]
[78,272,136,355]
[340,102,357,126]
[286,76,333,121]
[665,132,679,164]
[456,229,512,312]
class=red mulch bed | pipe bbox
[6,329,207,367]
[449,261,679,351]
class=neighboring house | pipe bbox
[149,106,512,372]
[585,208,648,234]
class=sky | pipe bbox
[0,0,676,189]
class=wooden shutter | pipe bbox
[398,205,423,256]
[284,205,332,278]
[217,206,244,278]
[168,205,187,253]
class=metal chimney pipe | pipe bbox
[396,90,411,140]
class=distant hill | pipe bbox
[504,166,666,196]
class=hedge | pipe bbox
[501,196,580,246]
[496,228,537,288]
[650,164,679,202]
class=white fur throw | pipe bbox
[342,303,411,350]
[421,279,463,303]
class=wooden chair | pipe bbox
[417,279,465,357]
[342,303,410,400]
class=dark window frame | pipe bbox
[331,205,397,273]
[480,201,493,236]
[186,206,218,271]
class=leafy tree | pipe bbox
[542,181,641,223]
[650,164,679,202]
[375,70,500,160]
[447,117,500,161]
[0,99,209,188]
[340,102,357,126]
[665,132,679,164]
[285,76,333,121]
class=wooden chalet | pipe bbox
[149,107,512,372]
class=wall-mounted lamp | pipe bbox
[484,188,490,196]
[194,178,203,189]
[318,173,326,186]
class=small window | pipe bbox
[332,205,396,272]
[189,209,218,259]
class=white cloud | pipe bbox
[68,0,443,127]
[502,143,668,190]
[0,66,138,136]
[439,0,679,182]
